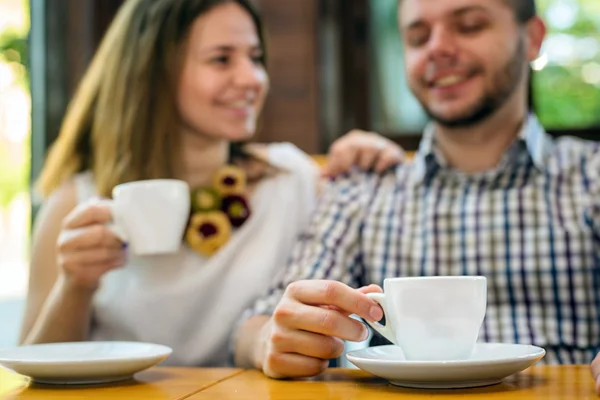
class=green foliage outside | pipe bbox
[0,138,29,209]
[533,0,600,130]
[0,0,30,210]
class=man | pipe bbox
[234,0,600,390]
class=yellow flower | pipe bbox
[213,165,246,195]
[185,211,231,256]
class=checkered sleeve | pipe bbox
[243,168,376,319]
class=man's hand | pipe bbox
[256,281,383,379]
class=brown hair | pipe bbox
[397,0,537,24]
[36,0,267,198]
[504,0,537,23]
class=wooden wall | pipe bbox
[30,0,125,185]
[252,0,321,153]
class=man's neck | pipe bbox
[434,103,527,174]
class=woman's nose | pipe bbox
[233,57,266,88]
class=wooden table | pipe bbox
[0,367,243,399]
[1,366,597,399]
[190,366,598,400]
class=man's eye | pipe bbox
[406,33,429,48]
[458,21,488,34]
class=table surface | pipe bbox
[0,367,243,399]
[1,365,597,399]
[189,366,598,400]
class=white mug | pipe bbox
[366,276,487,361]
[106,179,190,255]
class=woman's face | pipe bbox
[177,2,269,142]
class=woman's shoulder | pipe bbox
[32,178,78,240]
[247,142,319,173]
[246,142,319,201]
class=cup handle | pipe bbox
[104,200,128,243]
[365,293,397,345]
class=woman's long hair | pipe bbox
[36,0,267,198]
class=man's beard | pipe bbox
[416,38,526,128]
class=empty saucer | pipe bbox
[0,341,172,385]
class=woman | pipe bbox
[20,0,402,366]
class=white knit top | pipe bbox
[73,143,318,366]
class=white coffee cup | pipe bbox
[366,276,487,361]
[106,179,190,255]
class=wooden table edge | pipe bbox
[176,369,247,400]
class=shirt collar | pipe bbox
[410,113,555,185]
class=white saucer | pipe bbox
[0,341,172,385]
[346,343,545,389]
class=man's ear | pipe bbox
[525,16,547,62]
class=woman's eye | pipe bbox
[251,54,265,64]
[211,56,229,65]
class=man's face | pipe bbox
[399,0,537,127]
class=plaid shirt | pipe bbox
[247,115,600,365]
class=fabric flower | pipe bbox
[191,187,221,213]
[221,195,251,228]
[185,211,232,256]
[213,165,247,195]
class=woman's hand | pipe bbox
[322,130,405,177]
[56,199,126,292]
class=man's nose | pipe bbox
[426,26,458,61]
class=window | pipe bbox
[533,0,600,130]
[0,0,30,346]
[369,0,427,135]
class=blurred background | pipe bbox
[0,0,599,347]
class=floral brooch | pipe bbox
[185,165,251,256]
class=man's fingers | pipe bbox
[274,302,369,342]
[269,327,345,360]
[263,352,329,379]
[321,285,383,317]
[285,280,383,322]
[356,284,383,295]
